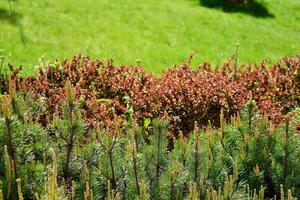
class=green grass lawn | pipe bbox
[0,0,299,75]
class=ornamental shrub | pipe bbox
[1,55,300,136]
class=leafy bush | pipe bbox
[2,55,299,136]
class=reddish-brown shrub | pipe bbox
[2,55,300,135]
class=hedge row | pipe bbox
[3,55,300,135]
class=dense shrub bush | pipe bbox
[2,55,299,136]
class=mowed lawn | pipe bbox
[0,0,300,75]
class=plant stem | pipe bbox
[156,127,162,184]
[5,117,17,176]
[248,104,253,134]
[132,146,140,194]
[63,102,75,180]
[194,134,200,183]
[108,150,116,190]
[284,118,289,178]
[170,177,175,200]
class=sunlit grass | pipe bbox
[0,0,299,75]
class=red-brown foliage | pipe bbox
[3,55,300,135]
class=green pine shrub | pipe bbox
[0,84,299,199]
